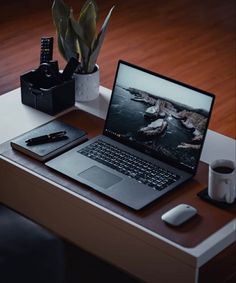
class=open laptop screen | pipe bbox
[104,60,215,173]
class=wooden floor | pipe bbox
[0,1,235,282]
[0,0,235,139]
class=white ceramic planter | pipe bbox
[73,65,100,102]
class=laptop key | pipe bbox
[78,140,180,191]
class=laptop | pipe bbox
[46,60,215,210]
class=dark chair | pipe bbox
[0,204,65,283]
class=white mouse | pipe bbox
[161,204,197,226]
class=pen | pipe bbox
[25,131,67,145]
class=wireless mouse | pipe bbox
[161,204,197,226]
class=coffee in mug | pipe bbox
[213,166,234,174]
[208,159,236,203]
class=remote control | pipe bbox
[40,37,53,64]
[62,57,80,81]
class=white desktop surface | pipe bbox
[0,87,235,283]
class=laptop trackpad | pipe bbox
[78,166,122,189]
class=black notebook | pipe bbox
[11,120,87,162]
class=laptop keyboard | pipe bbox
[78,140,180,191]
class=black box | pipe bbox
[20,70,75,115]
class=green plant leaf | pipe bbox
[88,5,115,73]
[59,23,78,61]
[64,18,80,59]
[80,0,99,22]
[52,0,114,73]
[57,32,67,61]
[52,0,70,37]
[52,0,71,61]
[70,9,83,38]
[70,11,90,71]
[78,1,97,48]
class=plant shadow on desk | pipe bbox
[64,240,142,283]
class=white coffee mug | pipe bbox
[208,159,236,203]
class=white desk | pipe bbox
[0,88,235,283]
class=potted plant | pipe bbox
[52,0,114,101]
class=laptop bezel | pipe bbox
[103,60,215,175]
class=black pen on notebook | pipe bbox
[25,131,67,145]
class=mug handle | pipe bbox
[224,179,235,203]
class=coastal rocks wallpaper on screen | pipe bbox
[105,64,213,170]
